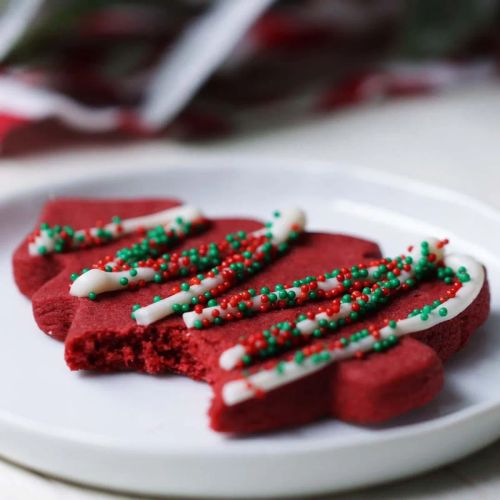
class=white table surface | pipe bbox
[0,82,499,499]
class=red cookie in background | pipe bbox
[12,198,490,434]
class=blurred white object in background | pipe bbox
[141,0,275,129]
[0,0,43,61]
[0,76,120,132]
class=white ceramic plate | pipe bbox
[1,157,499,498]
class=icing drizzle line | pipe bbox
[219,257,419,371]
[220,240,485,406]
[29,205,203,256]
[71,221,233,297]
[132,208,306,326]
[183,255,411,330]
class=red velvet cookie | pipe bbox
[13,198,490,434]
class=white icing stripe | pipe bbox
[221,253,484,406]
[30,204,202,256]
[251,207,305,246]
[218,269,413,370]
[69,208,203,297]
[183,285,301,328]
[70,267,156,297]
[133,208,306,326]
[119,205,202,233]
[183,265,389,329]
[29,230,58,256]
[135,275,223,326]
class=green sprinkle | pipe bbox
[276,361,286,374]
[311,353,323,365]
[294,351,305,364]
